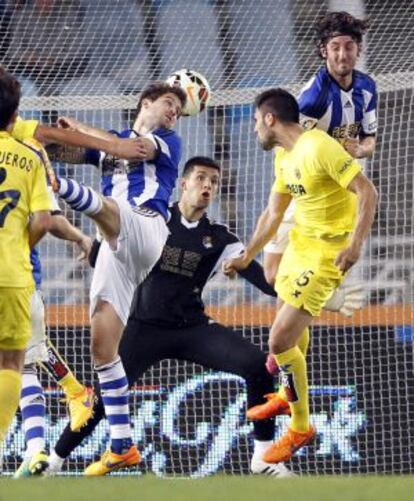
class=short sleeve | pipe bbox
[147,128,182,168]
[12,117,39,141]
[320,136,362,189]
[361,83,378,136]
[271,150,289,194]
[30,160,53,213]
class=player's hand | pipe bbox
[343,137,362,158]
[58,116,82,131]
[75,235,93,262]
[324,283,365,317]
[334,244,361,273]
[222,252,251,277]
[113,138,148,160]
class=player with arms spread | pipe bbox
[223,88,378,463]
[46,156,294,478]
[0,71,52,445]
[45,82,186,475]
[263,11,375,312]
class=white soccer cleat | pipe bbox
[250,456,296,478]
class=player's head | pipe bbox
[254,88,299,150]
[0,69,21,130]
[315,11,369,78]
[136,81,187,129]
[180,156,221,210]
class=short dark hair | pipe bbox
[182,156,221,177]
[315,11,369,56]
[136,81,187,115]
[0,70,21,129]
[254,88,299,124]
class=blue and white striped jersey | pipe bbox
[86,127,182,220]
[298,66,377,141]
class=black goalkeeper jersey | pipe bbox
[130,202,275,328]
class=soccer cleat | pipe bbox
[84,445,141,476]
[250,456,296,478]
[262,426,316,464]
[67,386,96,432]
[247,393,291,421]
[14,451,49,478]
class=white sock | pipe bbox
[48,450,65,472]
[253,439,273,457]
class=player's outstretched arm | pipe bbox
[58,116,156,160]
[29,210,52,248]
[49,214,92,261]
[238,260,277,297]
[335,172,378,273]
[34,123,147,160]
[222,192,291,275]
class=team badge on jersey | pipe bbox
[202,236,213,249]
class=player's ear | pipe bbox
[356,43,362,58]
[141,98,152,110]
[320,44,327,59]
[180,176,187,191]
[264,112,276,127]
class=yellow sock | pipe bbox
[275,345,309,433]
[0,369,22,442]
[277,327,310,402]
[59,372,84,398]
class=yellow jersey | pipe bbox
[11,116,39,142]
[272,129,361,240]
[0,130,52,288]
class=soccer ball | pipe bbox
[166,69,211,117]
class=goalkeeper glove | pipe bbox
[324,283,365,317]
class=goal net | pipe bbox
[2,0,413,476]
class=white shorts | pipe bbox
[263,221,293,255]
[25,289,48,365]
[90,199,169,326]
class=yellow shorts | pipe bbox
[0,286,34,350]
[275,230,348,317]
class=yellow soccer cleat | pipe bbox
[14,451,49,478]
[84,445,141,476]
[67,387,96,432]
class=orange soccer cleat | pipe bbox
[84,445,141,476]
[263,426,316,464]
[247,393,291,421]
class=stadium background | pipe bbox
[1,0,413,476]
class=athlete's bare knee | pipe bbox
[269,324,293,354]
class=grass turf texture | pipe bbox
[1,475,413,501]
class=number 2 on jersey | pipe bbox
[0,167,21,228]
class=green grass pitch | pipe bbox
[1,475,413,501]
